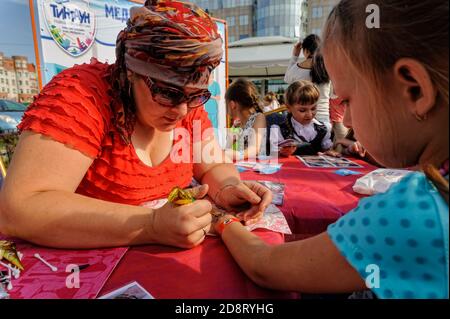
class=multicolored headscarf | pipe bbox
[109,0,223,143]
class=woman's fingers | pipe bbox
[236,182,272,222]
[226,182,261,205]
[244,181,272,208]
[186,184,209,199]
[184,199,213,218]
[193,211,213,231]
[184,228,208,248]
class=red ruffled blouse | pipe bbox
[18,59,213,205]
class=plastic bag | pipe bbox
[353,169,412,195]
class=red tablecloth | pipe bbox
[240,157,376,240]
[2,156,375,299]
[2,230,295,299]
[99,230,298,299]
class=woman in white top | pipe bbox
[284,34,332,125]
[310,53,333,125]
[284,35,316,84]
[225,79,267,160]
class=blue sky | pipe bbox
[0,0,36,64]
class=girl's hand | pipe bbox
[151,185,212,249]
[215,181,272,226]
[319,150,342,158]
[212,214,238,235]
[279,146,298,157]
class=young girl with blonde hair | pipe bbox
[212,0,449,299]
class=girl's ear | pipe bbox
[393,58,438,120]
[229,100,237,111]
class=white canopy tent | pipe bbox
[228,36,302,78]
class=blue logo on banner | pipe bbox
[42,0,96,57]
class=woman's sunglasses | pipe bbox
[144,77,211,108]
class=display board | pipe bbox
[30,0,228,141]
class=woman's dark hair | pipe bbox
[310,52,330,85]
[302,34,321,56]
[324,0,449,201]
[225,78,263,112]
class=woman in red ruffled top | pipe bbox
[0,0,272,249]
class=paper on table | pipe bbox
[334,169,363,176]
[208,204,291,235]
[235,161,283,175]
[141,200,292,235]
[253,163,283,175]
[246,181,285,206]
[0,236,128,299]
[297,155,363,168]
[235,161,258,169]
[245,204,292,234]
[98,281,154,299]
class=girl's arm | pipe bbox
[216,215,366,293]
[319,125,341,157]
[241,113,267,160]
[321,125,334,151]
[221,114,267,161]
[335,137,355,148]
[284,43,302,84]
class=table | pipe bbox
[100,230,298,299]
[240,157,376,240]
[100,156,376,298]
[1,231,297,299]
[2,156,375,299]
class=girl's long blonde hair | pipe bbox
[323,0,448,201]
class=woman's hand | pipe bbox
[151,185,212,249]
[279,145,298,157]
[215,181,272,226]
[293,42,302,57]
[319,150,342,158]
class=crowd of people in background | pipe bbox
[223,33,365,162]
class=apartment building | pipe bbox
[0,52,39,104]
